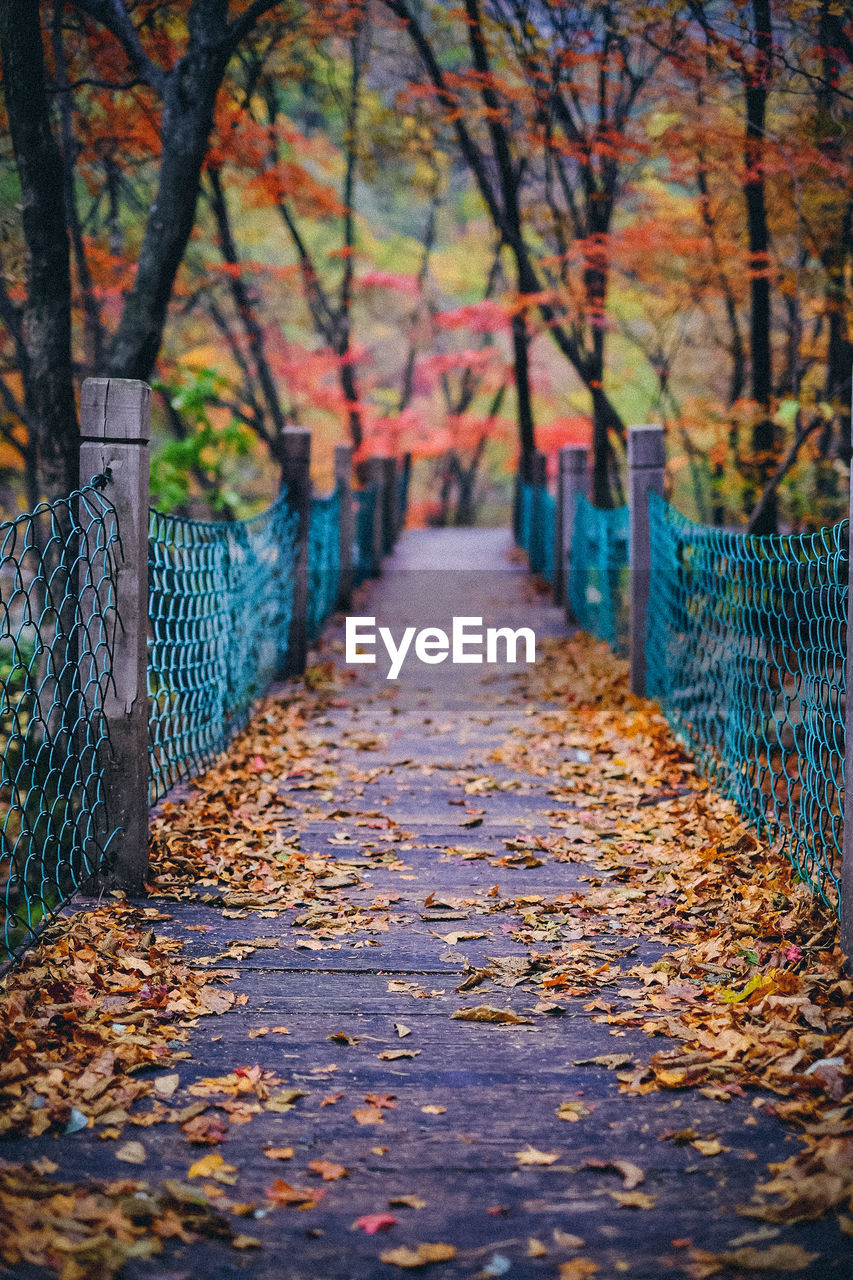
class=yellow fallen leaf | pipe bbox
[528,1238,548,1257]
[692,1138,729,1157]
[556,1101,592,1122]
[115,1141,146,1165]
[421,1105,446,1115]
[233,1235,262,1249]
[264,1147,294,1160]
[389,1195,427,1209]
[608,1190,656,1209]
[188,1152,238,1184]
[380,1243,456,1268]
[514,1145,560,1166]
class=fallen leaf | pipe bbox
[556,1101,592,1122]
[514,1146,560,1166]
[692,1138,729,1157]
[233,1234,262,1249]
[115,1141,146,1164]
[688,1244,818,1277]
[527,1238,548,1257]
[380,1243,457,1268]
[153,1073,180,1098]
[266,1178,325,1208]
[553,1231,586,1249]
[573,1054,634,1070]
[328,1031,359,1045]
[608,1190,656,1209]
[390,1195,427,1209]
[395,1023,412,1038]
[559,1262,599,1279]
[264,1147,294,1160]
[451,1005,532,1025]
[354,1106,384,1125]
[354,1212,398,1234]
[188,1152,238,1184]
[421,1105,446,1115]
[378,1049,421,1061]
[309,1159,349,1181]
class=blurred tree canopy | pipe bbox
[0,0,850,530]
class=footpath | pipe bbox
[0,530,850,1280]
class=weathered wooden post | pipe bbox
[529,449,547,574]
[334,443,354,610]
[380,456,398,554]
[555,445,588,608]
[280,427,312,676]
[628,424,665,697]
[364,456,385,576]
[397,452,412,536]
[80,378,150,893]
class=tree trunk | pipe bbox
[0,0,78,501]
[744,0,775,534]
[107,1,230,380]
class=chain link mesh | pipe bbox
[307,488,341,644]
[148,491,297,802]
[646,493,846,910]
[1,482,120,961]
[568,494,630,655]
[515,482,556,583]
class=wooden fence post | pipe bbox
[628,424,665,697]
[365,456,385,576]
[280,427,312,676]
[80,378,150,894]
[555,445,588,608]
[397,451,411,536]
[380,456,398,554]
[334,443,354,610]
[529,449,547,573]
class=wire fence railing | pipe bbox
[516,433,850,930]
[568,495,630,656]
[307,488,341,644]
[0,382,413,964]
[515,482,556,585]
[647,493,846,911]
[148,491,298,803]
[0,481,121,960]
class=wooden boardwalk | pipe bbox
[4,530,845,1279]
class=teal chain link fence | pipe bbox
[568,495,630,655]
[646,493,846,910]
[515,482,556,584]
[354,484,378,585]
[148,490,298,803]
[307,488,341,644]
[1,481,121,962]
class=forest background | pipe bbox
[0,0,851,535]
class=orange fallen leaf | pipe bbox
[264,1147,294,1160]
[380,1243,456,1268]
[309,1159,349,1181]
